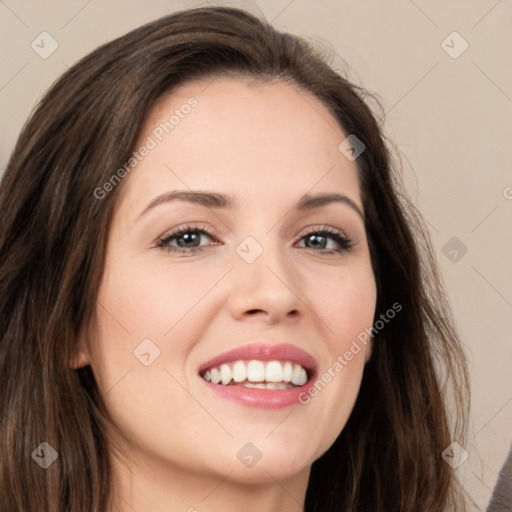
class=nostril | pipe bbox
[247,309,264,315]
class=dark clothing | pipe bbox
[487,444,512,512]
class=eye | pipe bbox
[157,226,218,254]
[296,227,353,254]
[156,225,353,256]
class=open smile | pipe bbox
[198,343,317,408]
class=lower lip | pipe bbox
[200,378,311,409]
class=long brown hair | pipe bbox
[0,6,470,511]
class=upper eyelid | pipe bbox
[300,225,348,237]
[159,224,347,238]
[159,224,216,240]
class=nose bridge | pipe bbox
[229,231,302,321]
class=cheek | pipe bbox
[89,253,228,392]
[88,261,218,446]
[310,265,377,350]
[299,264,376,425]
[96,254,219,341]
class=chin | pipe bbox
[206,435,319,484]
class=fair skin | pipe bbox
[77,77,376,512]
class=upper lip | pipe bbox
[198,343,318,376]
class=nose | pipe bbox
[228,241,303,324]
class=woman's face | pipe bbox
[84,77,376,485]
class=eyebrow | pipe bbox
[138,190,364,220]
[297,193,363,219]
[138,191,232,218]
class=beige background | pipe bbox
[1,0,511,508]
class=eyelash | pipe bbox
[156,224,354,256]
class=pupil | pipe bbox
[178,232,199,247]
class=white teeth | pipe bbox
[201,359,310,388]
[283,362,293,382]
[220,364,232,385]
[210,367,221,385]
[265,361,283,382]
[247,360,265,382]
[291,364,303,386]
[232,361,246,382]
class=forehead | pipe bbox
[117,77,361,214]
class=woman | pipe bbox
[0,6,470,511]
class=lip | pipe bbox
[198,343,317,374]
[198,343,317,409]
